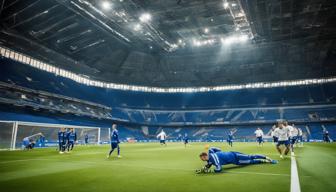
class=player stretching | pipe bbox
[66,128,77,152]
[58,128,67,154]
[254,128,264,146]
[274,122,291,159]
[107,124,121,158]
[22,133,44,150]
[183,133,189,147]
[196,147,277,174]
[157,130,167,146]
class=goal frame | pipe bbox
[0,120,102,150]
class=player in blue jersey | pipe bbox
[196,147,277,174]
[22,133,44,150]
[183,133,189,147]
[84,134,89,145]
[227,130,236,147]
[58,128,67,154]
[66,128,77,152]
[107,124,121,158]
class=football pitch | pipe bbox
[0,142,335,192]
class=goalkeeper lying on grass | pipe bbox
[196,146,278,174]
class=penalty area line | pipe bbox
[290,152,301,192]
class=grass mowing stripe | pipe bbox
[291,152,301,192]
[0,157,290,177]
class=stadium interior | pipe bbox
[0,0,335,192]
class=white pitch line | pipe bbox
[290,151,301,192]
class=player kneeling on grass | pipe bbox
[196,147,277,174]
[107,124,121,158]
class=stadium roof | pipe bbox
[0,0,335,87]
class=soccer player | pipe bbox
[157,130,167,146]
[183,133,189,147]
[273,122,291,159]
[254,128,264,146]
[196,147,277,174]
[84,134,89,145]
[271,125,278,145]
[290,124,299,152]
[297,127,303,147]
[323,128,331,143]
[58,128,66,154]
[22,133,44,150]
[66,128,77,152]
[107,124,121,158]
[227,131,234,147]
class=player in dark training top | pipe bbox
[58,128,66,154]
[183,133,189,147]
[66,128,77,152]
[107,124,121,158]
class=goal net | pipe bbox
[0,121,103,150]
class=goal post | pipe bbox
[0,121,15,150]
[0,120,105,150]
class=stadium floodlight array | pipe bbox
[223,0,254,40]
[0,120,105,150]
[1,46,336,93]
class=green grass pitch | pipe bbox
[0,142,335,192]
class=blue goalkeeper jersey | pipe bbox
[111,129,119,143]
[207,147,237,172]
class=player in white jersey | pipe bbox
[254,128,264,146]
[297,127,303,147]
[271,124,278,145]
[284,121,294,136]
[273,122,291,159]
[157,130,167,146]
[289,124,299,152]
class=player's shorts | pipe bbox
[111,142,119,149]
[273,136,278,142]
[298,136,303,141]
[277,140,290,146]
[257,137,263,143]
[291,136,298,144]
[68,141,74,145]
[160,140,166,144]
[184,139,188,144]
